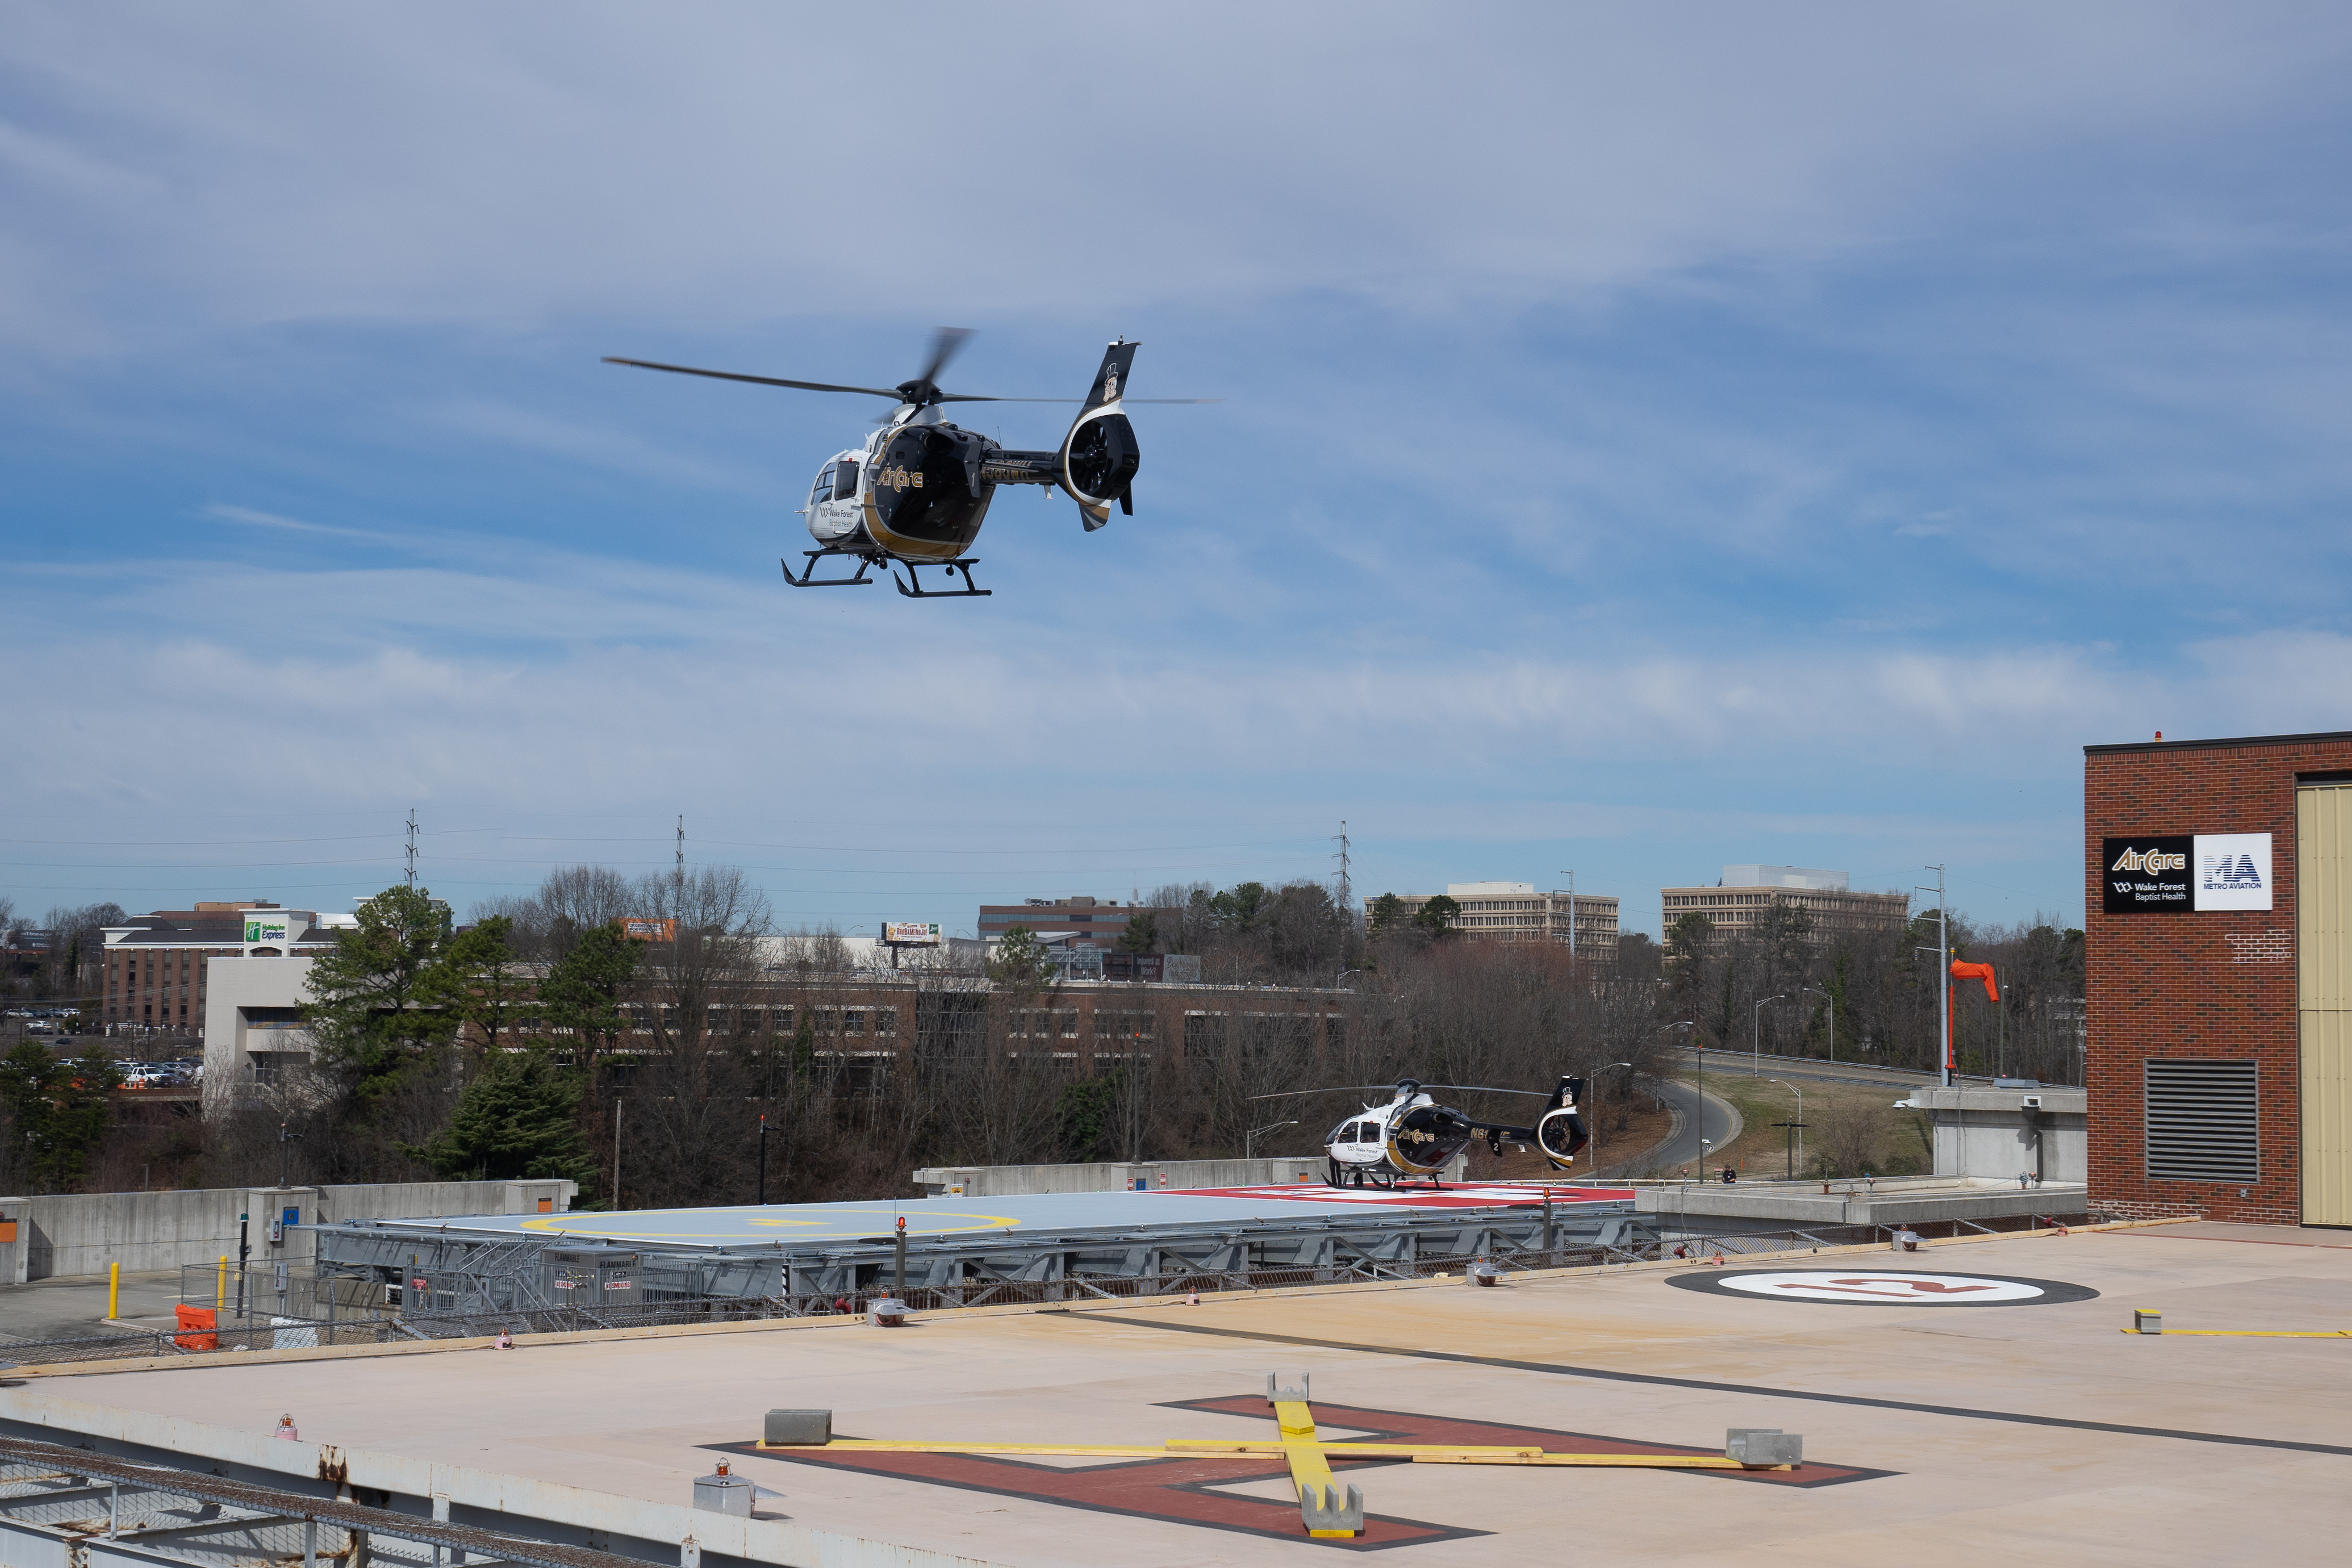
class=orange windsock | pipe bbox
[1949,960,1999,1002]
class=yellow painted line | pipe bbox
[1167,1440,1543,1457]
[2121,1328,2352,1337]
[1413,1454,1779,1468]
[782,1441,1219,1458]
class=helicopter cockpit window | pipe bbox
[810,466,835,507]
[832,459,859,501]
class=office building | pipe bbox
[1367,883,1619,951]
[976,896,1145,951]
[101,902,349,1032]
[1658,866,1908,942]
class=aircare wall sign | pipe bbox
[2102,833,2271,913]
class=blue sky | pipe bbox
[5,3,2350,939]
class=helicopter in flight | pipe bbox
[1254,1076,1592,1189]
[604,329,1210,599]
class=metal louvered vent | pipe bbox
[2145,1059,2258,1181]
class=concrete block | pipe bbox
[1726,1428,1802,1465]
[763,1410,832,1446]
[1298,1483,1363,1535]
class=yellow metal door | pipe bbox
[2299,784,2352,1226]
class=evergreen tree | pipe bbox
[303,885,459,1102]
[413,1047,596,1187]
[986,925,1057,986]
[1116,910,1159,954]
[440,915,533,1052]
[537,922,642,1080]
[0,1040,117,1190]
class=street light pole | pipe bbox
[1662,1021,1698,1170]
[1919,865,1951,1086]
[757,1113,767,1205]
[1591,1060,1634,1165]
[1799,984,1835,1064]
[1752,995,1785,1076]
[1246,1120,1297,1160]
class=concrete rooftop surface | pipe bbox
[33,1222,2352,1566]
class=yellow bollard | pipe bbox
[216,1256,227,1312]
[108,1261,119,1321]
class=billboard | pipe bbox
[243,917,291,944]
[882,922,942,946]
[615,918,676,942]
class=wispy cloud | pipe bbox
[203,503,386,541]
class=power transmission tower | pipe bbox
[675,815,686,911]
[1331,821,1352,919]
[405,809,418,889]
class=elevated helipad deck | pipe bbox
[405,1182,1634,1249]
[313,1184,1642,1306]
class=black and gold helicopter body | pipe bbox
[1258,1076,1593,1189]
[605,329,1207,599]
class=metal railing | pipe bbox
[6,1210,2106,1365]
[0,1433,644,1568]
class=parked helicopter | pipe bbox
[604,329,1210,599]
[1253,1077,1591,1189]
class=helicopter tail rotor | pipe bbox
[1060,339,1142,529]
[1533,1075,1591,1170]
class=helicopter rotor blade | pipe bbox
[913,327,974,394]
[1247,1085,1397,1100]
[931,395,1222,404]
[1412,1084,1552,1097]
[603,358,905,400]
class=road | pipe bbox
[1599,1077,1742,1177]
[1661,1046,2077,1093]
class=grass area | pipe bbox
[1682,1070,1933,1182]
[1465,1095,1678,1183]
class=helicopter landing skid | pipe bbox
[892,557,992,599]
[783,550,879,587]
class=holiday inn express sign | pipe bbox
[2102,833,2271,913]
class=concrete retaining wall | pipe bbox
[911,1153,1467,1197]
[1896,1086,2087,1184]
[0,1179,576,1283]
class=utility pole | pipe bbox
[1919,865,1952,1086]
[405,809,418,890]
[757,1113,767,1205]
[1559,870,1577,969]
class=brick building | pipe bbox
[2083,730,2352,1227]
[976,896,1144,950]
[101,902,346,1031]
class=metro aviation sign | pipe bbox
[2102,833,2271,913]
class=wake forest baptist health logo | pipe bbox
[2102,833,2272,914]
